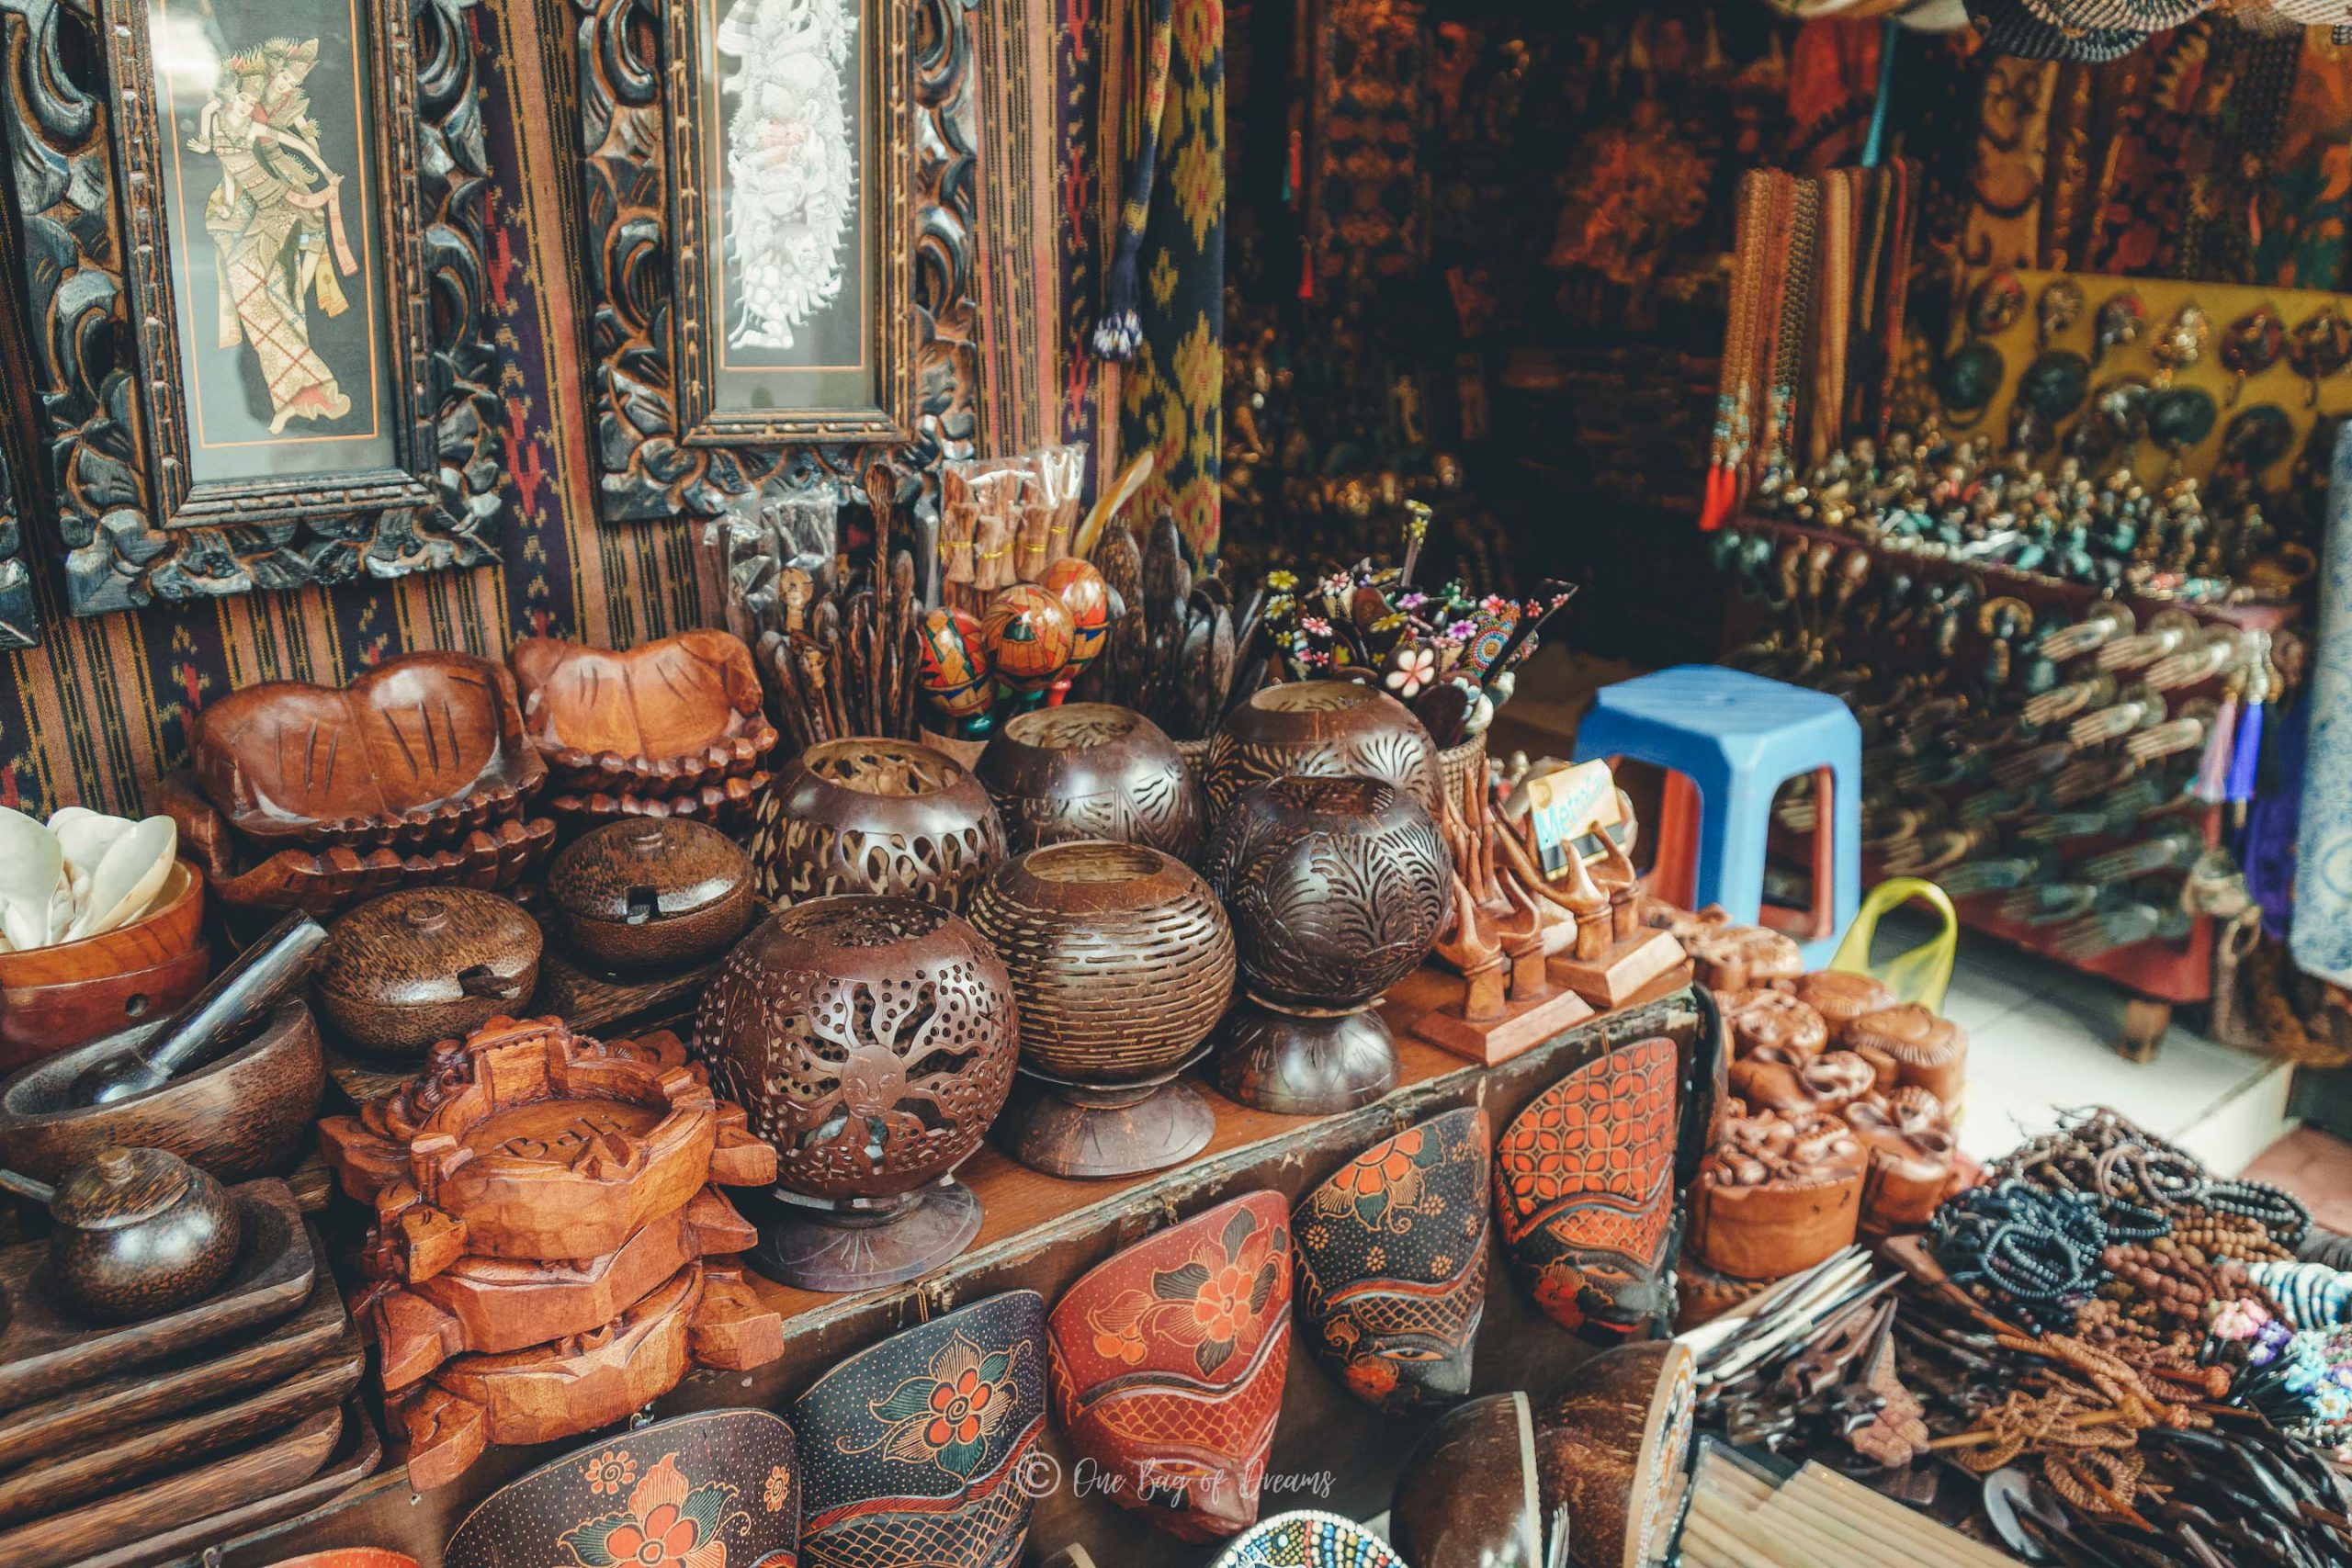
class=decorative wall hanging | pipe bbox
[1204,774,1451,1115]
[1493,1036,1683,1343]
[967,841,1235,1179]
[794,1290,1047,1568]
[568,0,978,520]
[1293,1105,1490,1412]
[1046,1193,1293,1541]
[442,1409,800,1568]
[0,0,503,614]
[693,895,1018,1290]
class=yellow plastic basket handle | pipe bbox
[1828,877,1959,1014]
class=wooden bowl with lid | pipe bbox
[315,887,541,1054]
[548,818,754,971]
[975,704,1206,861]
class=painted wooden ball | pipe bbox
[1040,557,1111,674]
[916,606,993,721]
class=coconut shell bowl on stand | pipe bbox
[967,841,1235,1179]
[1203,776,1452,1114]
[693,896,1019,1292]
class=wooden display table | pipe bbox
[206,970,1709,1568]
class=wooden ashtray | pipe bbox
[190,652,545,850]
[317,1016,776,1282]
[161,773,554,916]
[0,859,209,1068]
[393,1261,784,1492]
[366,1186,759,1389]
[0,1179,313,1415]
[0,998,323,1185]
[511,630,778,797]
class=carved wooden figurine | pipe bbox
[1844,1005,1968,1107]
[760,739,1007,909]
[968,843,1236,1178]
[694,897,1019,1290]
[443,1409,800,1568]
[1532,1340,1697,1568]
[1047,1194,1293,1540]
[1494,1038,1683,1342]
[1203,682,1444,818]
[1294,1106,1489,1411]
[314,889,540,1055]
[1204,776,1451,1114]
[1717,989,1826,1060]
[1845,1087,1962,1235]
[1688,1102,1865,1280]
[317,1016,776,1282]
[794,1291,1047,1568]
[1390,1393,1546,1568]
[975,704,1206,861]
[1788,971,1896,1048]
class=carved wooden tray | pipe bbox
[367,1186,760,1390]
[0,1179,312,1413]
[76,1400,378,1568]
[191,652,547,849]
[0,1324,361,1525]
[547,771,774,835]
[0,1401,345,1568]
[511,631,779,796]
[318,1017,775,1281]
[393,1261,785,1492]
[0,1252,345,1469]
[162,774,555,916]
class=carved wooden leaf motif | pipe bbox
[511,630,775,790]
[193,652,543,846]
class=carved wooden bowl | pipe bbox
[0,998,322,1184]
[393,1261,785,1492]
[1047,1193,1293,1541]
[0,858,209,1066]
[315,888,541,1055]
[975,704,1206,861]
[548,818,755,971]
[760,738,1007,910]
[693,896,1018,1289]
[190,651,546,850]
[510,630,778,797]
[968,843,1234,1084]
[1203,681,1443,818]
[368,1187,760,1392]
[794,1290,1046,1568]
[1390,1393,1544,1568]
[161,773,554,916]
[318,1015,777,1281]
[441,1410,798,1568]
[1203,775,1451,1115]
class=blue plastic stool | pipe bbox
[1571,665,1861,968]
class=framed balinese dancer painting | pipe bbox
[571,0,974,522]
[0,0,501,615]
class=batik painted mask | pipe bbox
[443,1409,799,1568]
[1047,1193,1293,1542]
[794,1291,1047,1568]
[1294,1105,1489,1411]
[1494,1037,1681,1343]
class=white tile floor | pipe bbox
[1865,912,2297,1172]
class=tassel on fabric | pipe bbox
[2229,692,2267,805]
[2192,693,2237,804]
[1092,0,1177,363]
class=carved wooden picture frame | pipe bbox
[0,0,501,616]
[572,0,971,523]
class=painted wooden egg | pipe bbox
[1040,556,1110,674]
[916,606,993,720]
[981,583,1076,695]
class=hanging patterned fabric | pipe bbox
[1306,0,1430,294]
[2293,421,2352,986]
[976,0,1066,455]
[1785,18,1882,175]
[2175,25,2303,284]
[1056,0,1127,483]
[2256,31,2352,291]
[1118,0,1226,558]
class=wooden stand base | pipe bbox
[747,1179,984,1292]
[1411,981,1596,1067]
[999,1073,1216,1179]
[1214,1000,1400,1115]
[1550,930,1690,1011]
